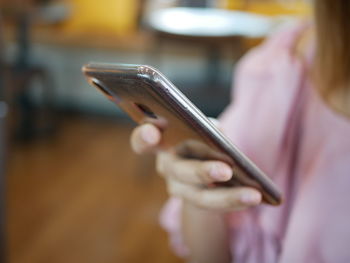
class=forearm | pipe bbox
[182,201,232,263]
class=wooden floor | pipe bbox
[6,116,183,263]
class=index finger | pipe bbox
[130,123,161,154]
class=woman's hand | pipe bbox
[130,123,262,212]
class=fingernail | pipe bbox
[240,191,261,205]
[209,163,232,181]
[141,125,158,145]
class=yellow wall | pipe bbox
[226,0,311,16]
[63,0,138,35]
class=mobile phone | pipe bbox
[82,63,282,206]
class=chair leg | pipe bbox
[14,68,58,140]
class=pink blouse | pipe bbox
[160,23,350,262]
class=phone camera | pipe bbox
[92,79,113,97]
[135,103,157,119]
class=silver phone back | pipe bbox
[83,63,282,205]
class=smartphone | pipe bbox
[82,63,282,206]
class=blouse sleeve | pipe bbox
[159,197,189,257]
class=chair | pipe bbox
[2,8,57,141]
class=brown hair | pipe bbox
[314,0,350,115]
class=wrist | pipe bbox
[182,200,231,263]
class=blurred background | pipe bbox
[0,0,310,262]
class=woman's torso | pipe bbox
[219,23,350,263]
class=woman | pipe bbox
[130,1,350,262]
